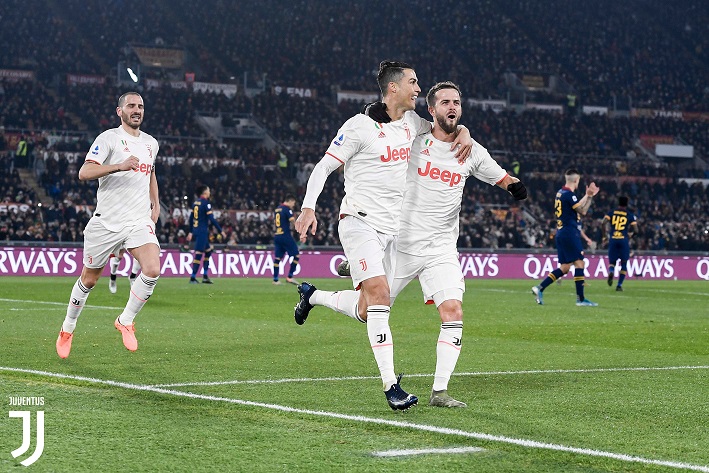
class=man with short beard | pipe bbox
[293,62,474,411]
[312,82,527,408]
[56,92,162,358]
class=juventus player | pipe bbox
[56,91,161,358]
[293,61,474,410]
[302,81,527,408]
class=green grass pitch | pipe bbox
[1,276,708,472]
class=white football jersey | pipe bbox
[85,126,159,231]
[322,111,430,234]
[398,133,507,256]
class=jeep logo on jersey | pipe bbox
[417,161,462,187]
[333,133,345,146]
[133,163,153,176]
[379,146,410,163]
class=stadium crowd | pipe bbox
[1,0,708,251]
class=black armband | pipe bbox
[507,181,528,201]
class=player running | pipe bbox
[293,61,474,411]
[324,82,527,407]
[56,91,161,358]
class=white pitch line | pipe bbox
[481,288,709,297]
[0,298,122,310]
[151,365,709,388]
[639,289,709,297]
[8,308,64,311]
[1,366,708,473]
[372,446,485,457]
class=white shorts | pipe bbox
[83,217,160,269]
[391,251,465,307]
[338,216,397,289]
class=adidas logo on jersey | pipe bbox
[421,148,430,156]
[378,131,386,138]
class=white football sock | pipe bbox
[309,289,364,322]
[131,258,141,275]
[118,274,159,326]
[366,305,397,390]
[433,321,463,391]
[62,279,92,333]
[109,257,120,275]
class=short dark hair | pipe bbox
[284,194,296,202]
[565,168,580,177]
[426,81,462,107]
[196,185,209,196]
[377,60,413,96]
[619,195,629,207]
[118,91,142,107]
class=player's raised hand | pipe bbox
[295,208,317,242]
[118,155,140,172]
[586,182,600,197]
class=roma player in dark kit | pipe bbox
[273,195,301,285]
[603,195,638,291]
[187,185,225,284]
[532,169,600,307]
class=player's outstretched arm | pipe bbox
[296,154,342,242]
[497,175,528,200]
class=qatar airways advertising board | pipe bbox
[1,247,709,281]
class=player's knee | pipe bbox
[439,301,463,322]
[140,262,161,278]
[81,276,98,289]
[80,270,100,289]
[366,287,390,306]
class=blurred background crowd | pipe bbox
[1,0,708,251]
